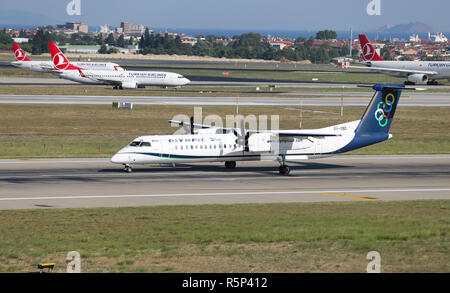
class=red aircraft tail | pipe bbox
[13,43,31,61]
[358,34,384,61]
[48,42,80,70]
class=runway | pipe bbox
[0,155,449,210]
[0,92,449,106]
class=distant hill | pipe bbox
[373,22,435,33]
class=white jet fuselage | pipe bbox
[367,60,450,80]
[11,60,124,73]
[58,69,190,87]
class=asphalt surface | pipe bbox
[0,92,449,106]
[0,155,449,210]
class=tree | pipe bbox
[117,35,126,48]
[31,28,54,54]
[105,33,115,46]
[316,30,337,40]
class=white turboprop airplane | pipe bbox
[111,84,411,174]
[10,43,124,72]
[48,43,190,89]
[348,34,450,85]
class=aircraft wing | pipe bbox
[39,64,54,71]
[168,119,229,130]
[168,120,341,137]
[347,65,438,76]
[268,130,341,137]
[75,69,122,86]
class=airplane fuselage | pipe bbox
[11,61,124,73]
[111,121,362,165]
[58,70,190,87]
[367,61,450,80]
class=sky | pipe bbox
[1,0,449,32]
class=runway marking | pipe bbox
[320,192,376,201]
[0,188,449,202]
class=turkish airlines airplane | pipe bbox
[112,84,411,174]
[10,43,124,72]
[48,43,190,89]
[351,34,450,85]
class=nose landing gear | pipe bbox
[123,164,132,173]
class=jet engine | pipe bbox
[407,74,428,84]
[121,81,137,89]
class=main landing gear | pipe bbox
[427,80,439,85]
[277,155,290,176]
[123,164,132,173]
[225,161,236,169]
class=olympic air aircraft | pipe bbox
[348,34,450,85]
[48,43,190,89]
[10,43,124,73]
[111,84,411,175]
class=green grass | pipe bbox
[0,104,449,158]
[0,200,448,272]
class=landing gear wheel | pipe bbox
[404,81,415,85]
[427,80,439,85]
[279,165,290,175]
[113,86,118,90]
[123,165,132,173]
[225,161,236,169]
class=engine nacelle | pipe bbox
[407,74,428,84]
[121,81,137,89]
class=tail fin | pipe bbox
[359,34,384,61]
[13,43,31,61]
[338,84,404,153]
[48,42,80,70]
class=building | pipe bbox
[56,22,88,34]
[429,32,448,43]
[120,22,132,34]
[58,45,101,54]
[120,21,149,36]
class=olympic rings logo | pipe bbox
[374,93,395,127]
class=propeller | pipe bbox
[181,116,195,135]
[233,119,248,154]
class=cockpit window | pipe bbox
[129,141,151,147]
[178,75,184,78]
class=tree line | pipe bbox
[2,28,349,64]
